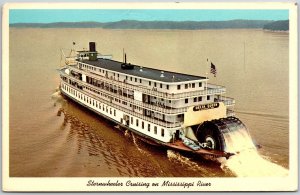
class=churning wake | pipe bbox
[219,149,288,177]
[167,150,212,174]
[51,88,62,100]
[130,132,150,156]
[219,126,288,177]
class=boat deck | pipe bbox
[80,59,207,83]
[165,140,233,158]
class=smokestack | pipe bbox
[88,42,97,61]
[89,42,96,52]
[125,53,127,64]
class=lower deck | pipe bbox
[60,80,180,143]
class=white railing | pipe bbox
[61,71,188,115]
[61,80,183,128]
[207,83,226,95]
[68,65,226,100]
[216,96,235,106]
[226,109,235,117]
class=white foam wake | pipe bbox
[51,90,62,99]
[220,149,288,177]
[167,150,210,174]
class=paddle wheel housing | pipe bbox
[191,117,253,153]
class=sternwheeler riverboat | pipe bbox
[59,42,255,159]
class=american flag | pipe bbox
[210,62,217,77]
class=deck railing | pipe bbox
[61,71,188,115]
[67,65,226,100]
[215,96,235,106]
[61,80,183,128]
[226,109,235,117]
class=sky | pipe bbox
[9,9,289,24]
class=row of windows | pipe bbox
[130,117,164,137]
[62,84,117,117]
[63,83,165,138]
[83,86,143,110]
[68,76,210,113]
[81,63,97,71]
[178,82,202,90]
[185,96,210,104]
[79,62,202,92]
[148,81,169,90]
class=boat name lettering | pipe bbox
[193,103,219,111]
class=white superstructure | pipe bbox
[59,42,236,148]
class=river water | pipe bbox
[9,28,289,177]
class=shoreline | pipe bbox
[9,27,288,33]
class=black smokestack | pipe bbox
[125,53,127,64]
[89,42,96,52]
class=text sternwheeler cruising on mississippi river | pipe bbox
[58,42,256,159]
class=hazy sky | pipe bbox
[9,9,289,24]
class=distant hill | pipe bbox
[101,20,271,29]
[263,20,289,31]
[10,19,289,31]
[10,21,104,28]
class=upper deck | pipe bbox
[80,59,206,83]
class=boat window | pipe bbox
[114,110,116,116]
[149,81,151,86]
[154,126,157,134]
[142,121,144,129]
[140,79,142,83]
[177,85,181,90]
[130,77,132,81]
[135,78,137,82]
[166,85,169,90]
[148,124,150,132]
[194,97,197,102]
[185,99,188,104]
[199,82,202,87]
[160,83,162,88]
[154,82,157,87]
[161,129,164,137]
[185,84,188,89]
[136,119,139,126]
[198,97,202,101]
[131,117,133,124]
[192,83,195,88]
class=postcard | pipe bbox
[2,2,298,192]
